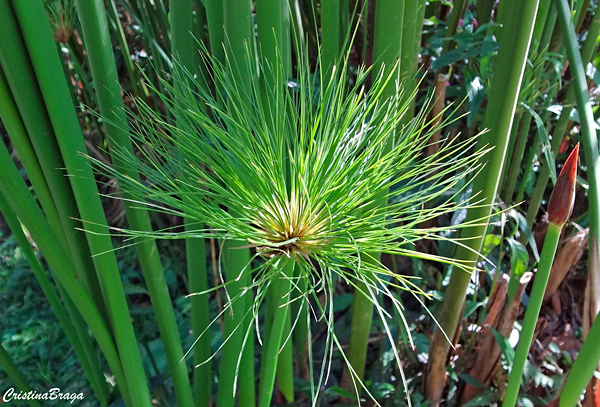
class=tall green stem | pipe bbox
[342,273,375,389]
[73,1,195,405]
[503,112,534,203]
[339,0,404,395]
[555,0,600,232]
[216,3,257,406]
[170,0,194,63]
[0,69,63,260]
[216,239,254,407]
[553,0,600,402]
[186,231,211,407]
[205,0,225,66]
[503,223,562,406]
[372,0,403,94]
[171,1,212,405]
[258,260,295,407]
[321,0,342,82]
[505,142,579,406]
[106,0,148,100]
[255,1,294,400]
[425,0,540,404]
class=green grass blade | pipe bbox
[505,143,579,406]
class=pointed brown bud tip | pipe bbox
[548,143,579,227]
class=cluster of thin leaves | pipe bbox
[89,45,490,403]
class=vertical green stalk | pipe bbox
[342,274,375,391]
[256,0,289,124]
[372,0,403,94]
[504,223,562,406]
[72,1,194,405]
[205,0,225,66]
[216,239,254,407]
[400,0,418,87]
[0,69,64,269]
[425,0,540,404]
[340,0,404,394]
[402,0,426,123]
[321,0,342,82]
[216,2,256,406]
[170,0,194,63]
[531,0,552,48]
[501,4,553,203]
[542,5,559,52]
[255,1,294,400]
[521,117,565,229]
[503,143,579,407]
[477,0,496,25]
[258,260,295,407]
[574,0,590,32]
[187,236,211,407]
[192,0,211,93]
[256,0,285,71]
[275,306,294,402]
[0,343,39,407]
[223,0,255,90]
[553,0,600,402]
[502,111,533,203]
[56,285,110,406]
[0,24,110,407]
[171,1,212,405]
[501,111,525,192]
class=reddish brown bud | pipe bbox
[548,143,579,227]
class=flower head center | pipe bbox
[250,192,328,259]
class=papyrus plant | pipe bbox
[89,46,488,405]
